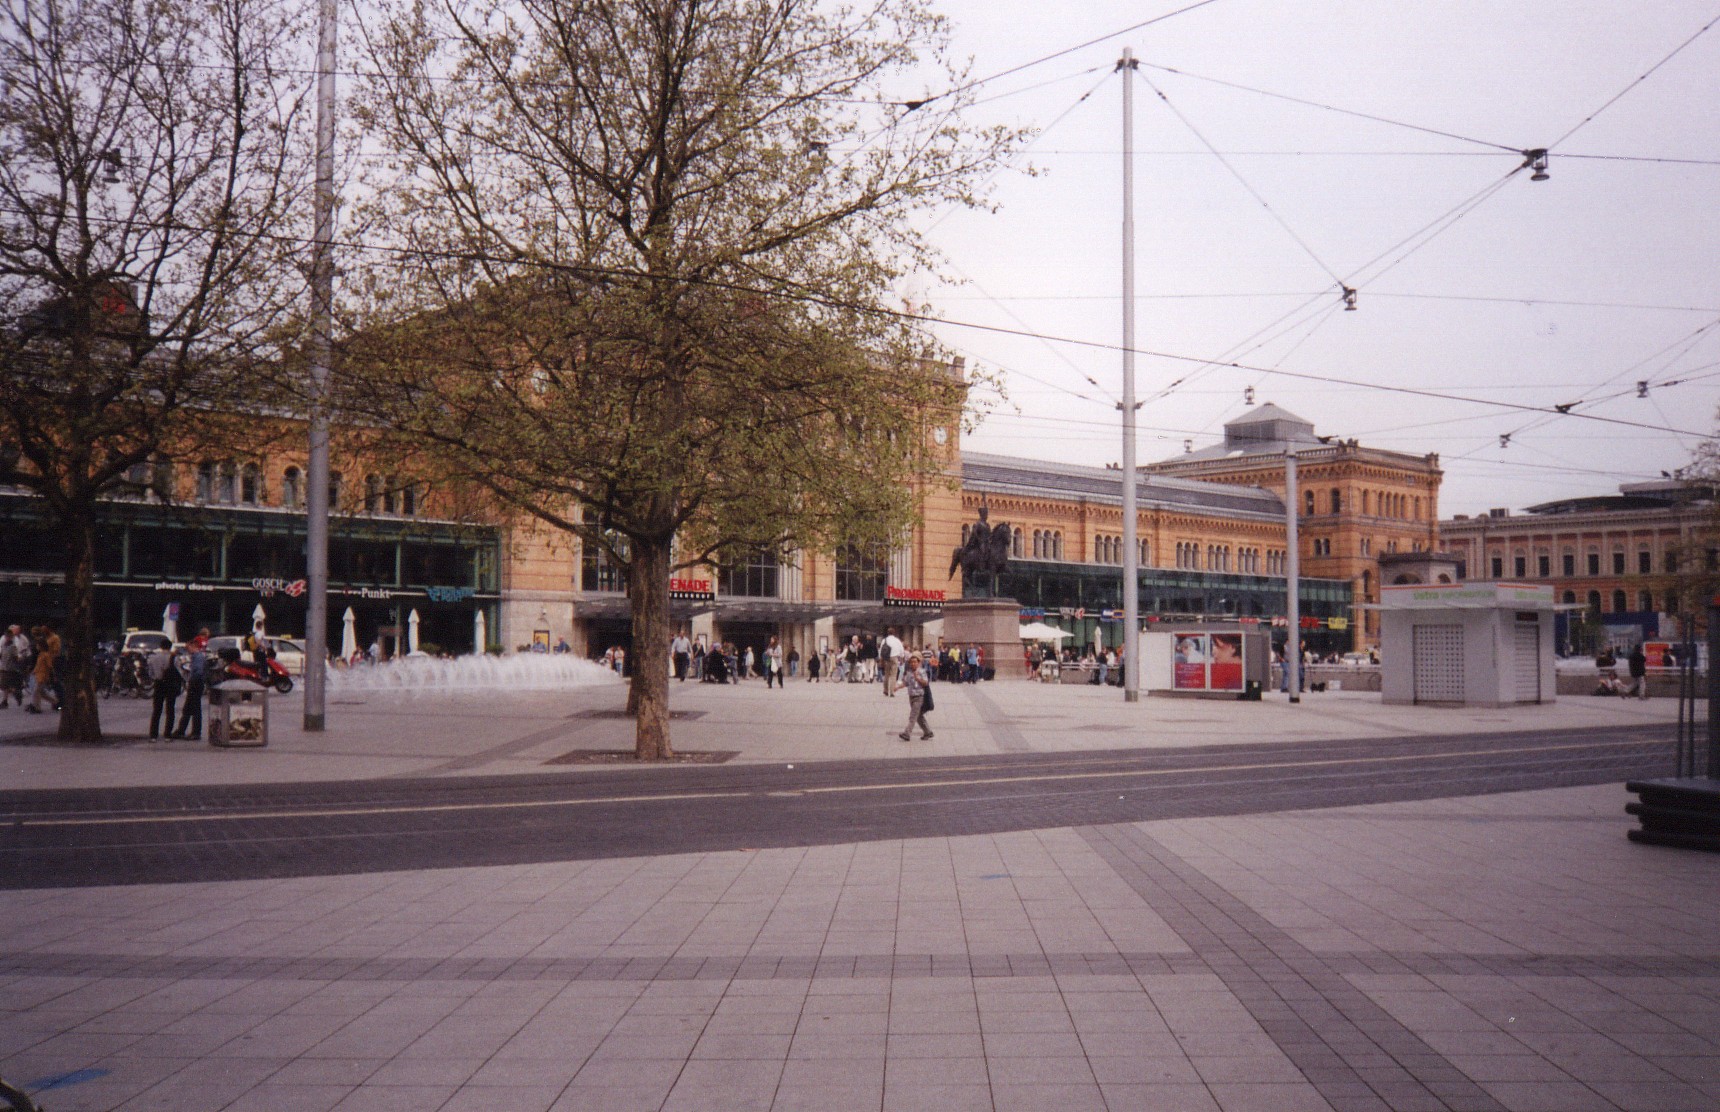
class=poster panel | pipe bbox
[1173,633,1208,690]
[1209,633,1244,691]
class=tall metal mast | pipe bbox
[1119,48,1141,703]
[304,0,337,730]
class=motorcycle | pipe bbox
[214,647,295,693]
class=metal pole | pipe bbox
[1119,47,1141,704]
[1285,451,1301,704]
[304,0,336,730]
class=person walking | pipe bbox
[169,635,208,740]
[0,623,27,708]
[1627,643,1649,700]
[764,636,784,689]
[898,654,934,741]
[671,630,692,681]
[146,644,183,740]
[26,624,60,713]
[808,647,822,682]
[880,627,904,697]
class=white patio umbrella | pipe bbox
[161,604,178,644]
[1018,621,1073,642]
[408,608,421,654]
[473,609,487,655]
[340,607,358,662]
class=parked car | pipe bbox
[121,630,175,655]
[265,637,307,676]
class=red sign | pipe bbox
[885,586,945,608]
[669,577,714,600]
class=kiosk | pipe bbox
[1377,582,1556,707]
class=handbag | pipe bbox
[921,682,934,712]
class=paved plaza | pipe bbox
[2,677,1717,1111]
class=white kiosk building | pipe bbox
[1378,582,1557,707]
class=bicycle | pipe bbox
[0,1075,43,1112]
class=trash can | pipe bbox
[1240,680,1262,701]
[208,681,268,747]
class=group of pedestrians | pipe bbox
[144,630,212,740]
[0,622,62,713]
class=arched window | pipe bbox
[216,460,236,504]
[382,475,397,515]
[1052,531,1063,560]
[1361,491,1370,514]
[1012,528,1024,558]
[1330,489,1341,514]
[328,471,343,513]
[1562,590,1576,605]
[1031,530,1041,558]
[401,484,417,516]
[1611,589,1627,613]
[281,467,301,510]
[1587,590,1602,612]
[196,461,216,502]
[365,474,383,514]
[1140,539,1149,565]
[1639,590,1654,613]
[240,463,261,505]
[1304,491,1315,515]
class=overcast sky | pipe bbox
[906,0,1720,517]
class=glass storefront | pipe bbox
[967,560,1354,655]
[0,495,501,656]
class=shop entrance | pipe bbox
[588,618,632,673]
[715,621,776,679]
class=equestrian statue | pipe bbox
[948,502,1012,596]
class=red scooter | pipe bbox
[214,647,295,693]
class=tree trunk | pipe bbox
[57,515,103,743]
[629,537,673,760]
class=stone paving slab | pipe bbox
[4,782,1719,1111]
[0,674,1681,789]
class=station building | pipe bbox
[1,400,1464,664]
[1439,478,1718,649]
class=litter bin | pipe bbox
[208,681,268,747]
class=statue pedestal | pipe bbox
[941,597,1023,682]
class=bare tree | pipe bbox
[347,0,1021,758]
[0,0,312,741]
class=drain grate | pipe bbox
[545,748,735,765]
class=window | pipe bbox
[1612,590,1627,613]
[1329,489,1341,514]
[1360,537,1371,556]
[1587,551,1600,576]
[1490,555,1503,578]
[719,549,780,598]
[365,474,383,514]
[1012,528,1023,558]
[1587,590,1602,612]
[1537,554,1550,577]
[281,467,301,510]
[1304,491,1315,515]
[579,507,627,592]
[401,484,418,516]
[1638,550,1652,574]
[1639,591,1654,613]
[1563,551,1575,576]
[1513,555,1526,578]
[1362,491,1371,514]
[1612,550,1625,575]
[1562,590,1576,605]
[1052,531,1063,560]
[240,463,261,506]
[835,544,887,602]
[1666,551,1679,573]
[1140,539,1149,565]
[216,461,236,504]
[328,471,342,512]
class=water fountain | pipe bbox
[326,653,620,694]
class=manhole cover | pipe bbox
[545,749,736,765]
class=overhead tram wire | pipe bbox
[1547,10,1720,151]
[10,201,1712,443]
[1140,72,1350,290]
[1135,61,1523,153]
